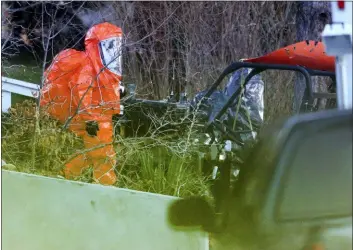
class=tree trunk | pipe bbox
[294,1,332,112]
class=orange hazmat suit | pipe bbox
[40,22,123,185]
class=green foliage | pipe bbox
[2,100,210,198]
[2,100,83,177]
[1,63,42,105]
[1,62,42,83]
[116,142,209,197]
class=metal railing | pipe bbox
[1,77,40,113]
[1,77,125,115]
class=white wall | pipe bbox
[2,170,209,250]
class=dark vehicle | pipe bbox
[167,108,352,250]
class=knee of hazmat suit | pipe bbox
[40,22,123,185]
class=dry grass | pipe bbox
[1,100,210,198]
[1,1,302,200]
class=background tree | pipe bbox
[294,1,332,112]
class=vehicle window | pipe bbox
[277,123,352,220]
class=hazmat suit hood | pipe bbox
[79,22,124,116]
[84,22,123,81]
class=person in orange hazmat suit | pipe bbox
[40,22,124,185]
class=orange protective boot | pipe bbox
[64,118,118,185]
[64,153,90,179]
[83,120,118,185]
[93,159,117,185]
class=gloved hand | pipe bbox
[119,85,126,98]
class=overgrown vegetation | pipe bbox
[1,99,210,198]
[1,1,331,198]
[2,1,301,116]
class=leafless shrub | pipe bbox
[111,1,298,118]
[3,1,306,117]
[1,1,332,196]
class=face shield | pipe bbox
[98,36,122,76]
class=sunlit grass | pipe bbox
[1,100,211,199]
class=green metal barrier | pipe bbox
[2,170,209,250]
